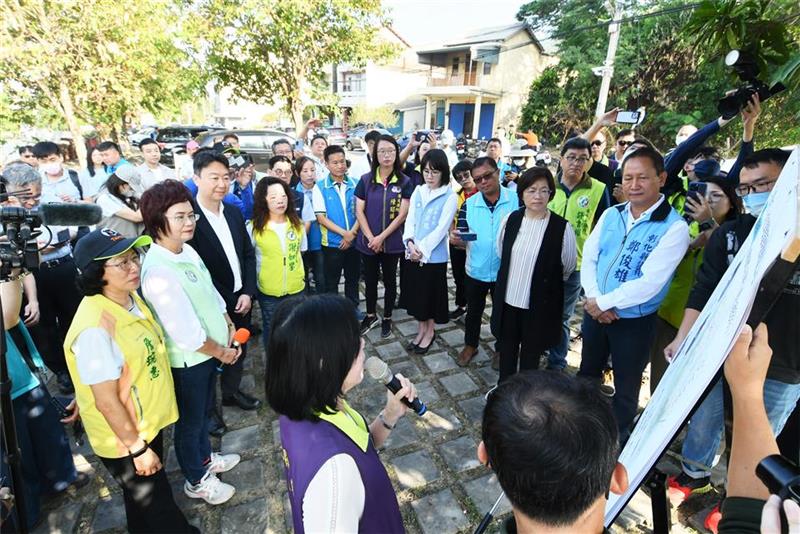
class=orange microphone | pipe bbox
[217,328,251,372]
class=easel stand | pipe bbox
[646,469,671,534]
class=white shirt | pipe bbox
[137,163,175,190]
[141,243,227,352]
[197,201,243,292]
[78,167,108,198]
[496,213,578,309]
[303,454,364,532]
[402,184,458,264]
[96,192,127,217]
[349,155,371,180]
[72,299,145,384]
[581,195,690,312]
[40,171,81,203]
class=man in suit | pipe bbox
[188,152,260,436]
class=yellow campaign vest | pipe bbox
[548,177,606,269]
[63,293,178,458]
[254,220,306,297]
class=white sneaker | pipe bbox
[184,471,235,505]
[207,452,241,474]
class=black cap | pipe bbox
[73,228,152,272]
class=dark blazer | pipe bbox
[188,200,257,312]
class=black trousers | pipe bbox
[498,303,544,383]
[221,295,252,398]
[30,258,81,374]
[98,432,195,533]
[464,275,495,348]
[449,245,467,308]
[322,246,360,308]
[363,252,400,317]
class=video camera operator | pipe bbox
[2,162,82,395]
[0,272,86,531]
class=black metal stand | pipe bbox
[0,289,28,532]
[646,469,671,534]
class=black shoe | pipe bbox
[381,318,392,338]
[222,390,262,411]
[448,306,466,320]
[209,410,227,437]
[359,314,380,335]
[406,340,419,351]
[414,334,436,354]
[56,372,74,394]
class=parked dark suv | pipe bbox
[157,125,219,167]
[194,129,297,172]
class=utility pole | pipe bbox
[594,1,623,119]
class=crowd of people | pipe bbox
[1,91,798,534]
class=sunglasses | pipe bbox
[590,140,605,147]
[617,140,632,147]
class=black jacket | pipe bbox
[188,200,257,313]
[687,214,800,383]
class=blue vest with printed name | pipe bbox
[317,175,357,248]
[412,187,454,264]
[595,200,684,318]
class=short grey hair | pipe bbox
[2,161,41,188]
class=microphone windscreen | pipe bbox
[39,203,103,226]
[233,328,250,344]
[365,357,391,383]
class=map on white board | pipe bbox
[605,147,800,524]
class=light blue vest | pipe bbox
[412,188,453,264]
[317,175,358,248]
[465,186,518,282]
[595,201,684,318]
[7,323,43,400]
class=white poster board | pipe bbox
[605,147,800,523]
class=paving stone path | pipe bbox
[32,276,716,533]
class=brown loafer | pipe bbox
[457,345,478,367]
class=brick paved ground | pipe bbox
[30,274,722,534]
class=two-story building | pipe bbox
[416,23,554,140]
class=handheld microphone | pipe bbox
[217,328,250,372]
[365,357,427,416]
[37,203,103,226]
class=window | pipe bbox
[238,134,264,150]
[483,62,492,75]
[341,72,365,93]
[452,56,460,75]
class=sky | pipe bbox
[383,0,526,47]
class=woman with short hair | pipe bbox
[490,167,578,383]
[139,180,242,506]
[96,172,144,238]
[64,228,196,532]
[266,294,415,534]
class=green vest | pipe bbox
[658,190,702,328]
[141,244,228,368]
[548,176,606,269]
[254,221,306,297]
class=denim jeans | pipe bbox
[681,378,800,478]
[548,269,582,370]
[172,358,216,484]
[302,249,325,294]
[258,292,300,349]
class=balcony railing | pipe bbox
[428,72,478,87]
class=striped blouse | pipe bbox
[496,212,578,309]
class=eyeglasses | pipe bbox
[617,140,632,147]
[270,169,292,177]
[524,188,551,197]
[563,155,591,165]
[455,171,472,182]
[735,178,777,197]
[590,140,605,147]
[106,255,142,272]
[422,168,442,177]
[167,212,200,225]
[377,149,396,156]
[472,170,497,183]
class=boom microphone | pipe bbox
[217,328,250,372]
[37,203,103,226]
[365,357,427,415]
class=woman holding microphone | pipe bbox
[266,294,416,533]
[64,228,195,532]
[139,180,242,506]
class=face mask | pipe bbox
[121,189,135,199]
[512,158,525,167]
[41,161,62,175]
[742,191,770,216]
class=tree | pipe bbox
[0,0,207,165]
[349,104,398,129]
[202,0,397,133]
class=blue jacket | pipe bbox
[596,200,684,318]
[315,175,358,248]
[464,186,518,282]
[296,183,322,251]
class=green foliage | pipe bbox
[349,104,398,129]
[202,0,398,131]
[516,0,800,151]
